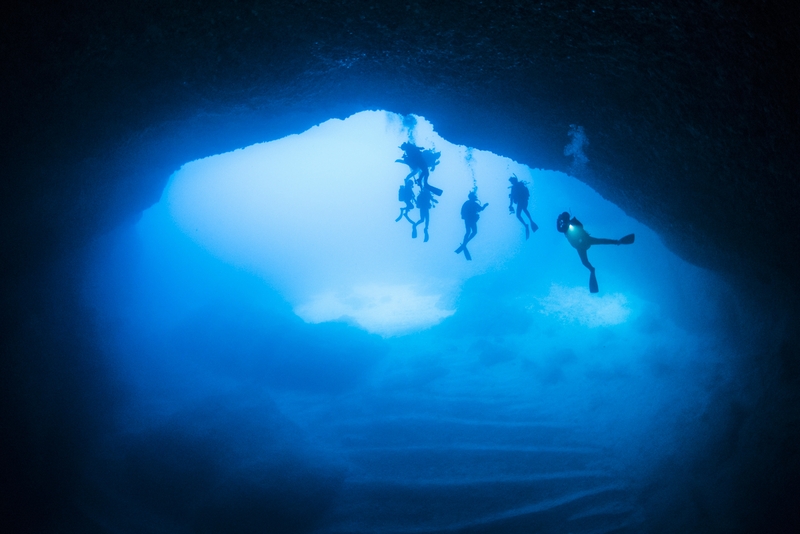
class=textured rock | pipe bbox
[1,1,799,532]
[2,0,798,283]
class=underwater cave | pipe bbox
[2,2,799,534]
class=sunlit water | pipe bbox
[83,111,734,533]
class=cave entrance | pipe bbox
[139,110,670,335]
[80,110,736,533]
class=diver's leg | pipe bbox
[578,249,598,292]
[415,208,426,226]
[411,168,422,186]
[403,201,415,223]
[412,209,425,239]
[516,206,526,227]
[457,221,470,253]
[578,248,594,272]
[516,206,529,239]
[417,210,428,230]
[468,222,478,243]
[462,222,476,260]
[522,206,538,232]
[423,211,430,242]
[420,167,429,188]
[588,237,619,246]
[460,222,476,247]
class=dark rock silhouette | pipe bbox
[2,2,799,533]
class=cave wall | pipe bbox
[1,1,799,532]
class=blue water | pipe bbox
[81,112,739,533]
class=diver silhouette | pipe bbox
[397,142,443,195]
[412,187,438,241]
[396,177,416,224]
[455,190,488,261]
[508,175,538,239]
[556,211,635,293]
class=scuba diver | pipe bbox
[508,175,538,239]
[556,211,635,293]
[455,190,489,261]
[396,177,416,224]
[396,142,443,196]
[412,186,438,241]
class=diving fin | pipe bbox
[463,247,472,261]
[424,183,444,196]
[589,270,599,293]
[525,224,530,240]
[455,243,464,254]
[412,224,418,239]
[619,234,635,245]
[423,229,429,242]
[530,221,538,233]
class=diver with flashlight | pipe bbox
[556,212,635,293]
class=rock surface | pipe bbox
[1,1,798,532]
[2,0,798,282]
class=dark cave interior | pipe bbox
[2,1,799,533]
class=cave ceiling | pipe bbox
[2,0,798,288]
